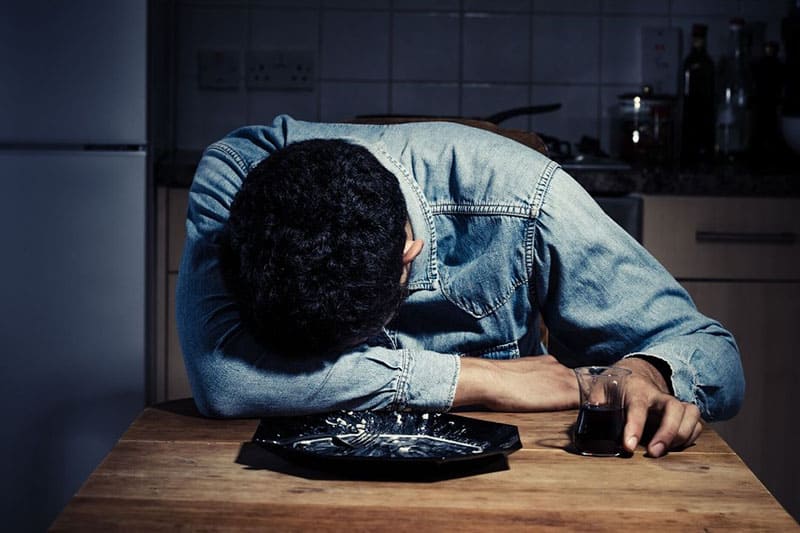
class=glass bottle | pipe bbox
[716,18,752,161]
[782,0,800,117]
[681,24,715,167]
[750,41,785,159]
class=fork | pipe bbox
[332,430,380,449]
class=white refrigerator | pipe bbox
[0,1,148,530]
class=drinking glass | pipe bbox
[573,366,631,457]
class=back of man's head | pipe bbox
[221,139,408,356]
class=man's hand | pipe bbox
[613,357,703,457]
[453,355,578,411]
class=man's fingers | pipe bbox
[623,401,649,452]
[647,399,703,456]
[616,361,705,457]
[688,420,704,446]
[673,404,702,448]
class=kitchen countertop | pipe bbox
[51,400,799,531]
[156,149,800,197]
[567,164,800,197]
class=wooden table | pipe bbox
[52,400,798,531]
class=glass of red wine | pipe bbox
[573,366,632,457]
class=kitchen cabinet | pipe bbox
[641,195,800,521]
[154,186,191,402]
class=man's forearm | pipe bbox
[453,357,494,408]
[453,355,578,411]
[613,356,671,395]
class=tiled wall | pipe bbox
[174,0,791,154]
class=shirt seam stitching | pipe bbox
[374,143,440,287]
[446,354,460,411]
[461,339,521,359]
[430,203,534,218]
[392,348,411,410]
[527,161,559,296]
[207,142,249,174]
[440,277,528,318]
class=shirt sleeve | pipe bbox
[175,122,460,417]
[531,168,745,422]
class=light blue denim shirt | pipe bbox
[177,115,744,421]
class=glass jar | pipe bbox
[618,85,677,168]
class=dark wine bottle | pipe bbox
[751,41,785,159]
[782,0,800,117]
[681,24,715,167]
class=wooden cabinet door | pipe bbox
[167,273,193,400]
[155,187,192,402]
[642,196,800,280]
[684,281,800,520]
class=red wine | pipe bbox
[575,404,625,456]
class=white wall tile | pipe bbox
[530,84,598,143]
[394,0,460,10]
[533,0,600,13]
[323,0,390,9]
[321,11,390,79]
[320,82,389,121]
[248,90,319,124]
[177,4,247,80]
[532,15,600,83]
[250,0,321,7]
[601,16,663,84]
[177,0,247,5]
[176,81,248,150]
[670,0,731,16]
[249,8,319,48]
[464,0,532,12]
[463,13,531,82]
[602,0,669,15]
[168,0,792,159]
[393,13,460,81]
[741,0,793,19]
[391,83,460,115]
[462,84,531,129]
[742,0,792,45]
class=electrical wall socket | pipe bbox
[197,49,240,90]
[246,49,315,91]
[641,27,681,96]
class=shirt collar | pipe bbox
[368,141,439,291]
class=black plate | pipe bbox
[252,411,522,478]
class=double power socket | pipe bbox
[198,49,314,91]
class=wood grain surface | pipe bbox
[51,400,798,531]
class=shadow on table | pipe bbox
[151,398,203,417]
[538,422,679,459]
[235,441,511,482]
[532,422,636,458]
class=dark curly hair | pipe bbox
[221,139,409,356]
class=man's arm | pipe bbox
[453,356,578,411]
[501,167,740,456]
[532,168,743,419]
[453,355,701,457]
[176,126,462,417]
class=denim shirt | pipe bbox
[177,115,744,421]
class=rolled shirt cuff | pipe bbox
[397,349,461,412]
[622,350,697,407]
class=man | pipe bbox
[177,115,744,458]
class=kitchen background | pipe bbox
[155,0,800,526]
[159,0,793,157]
[2,0,798,531]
